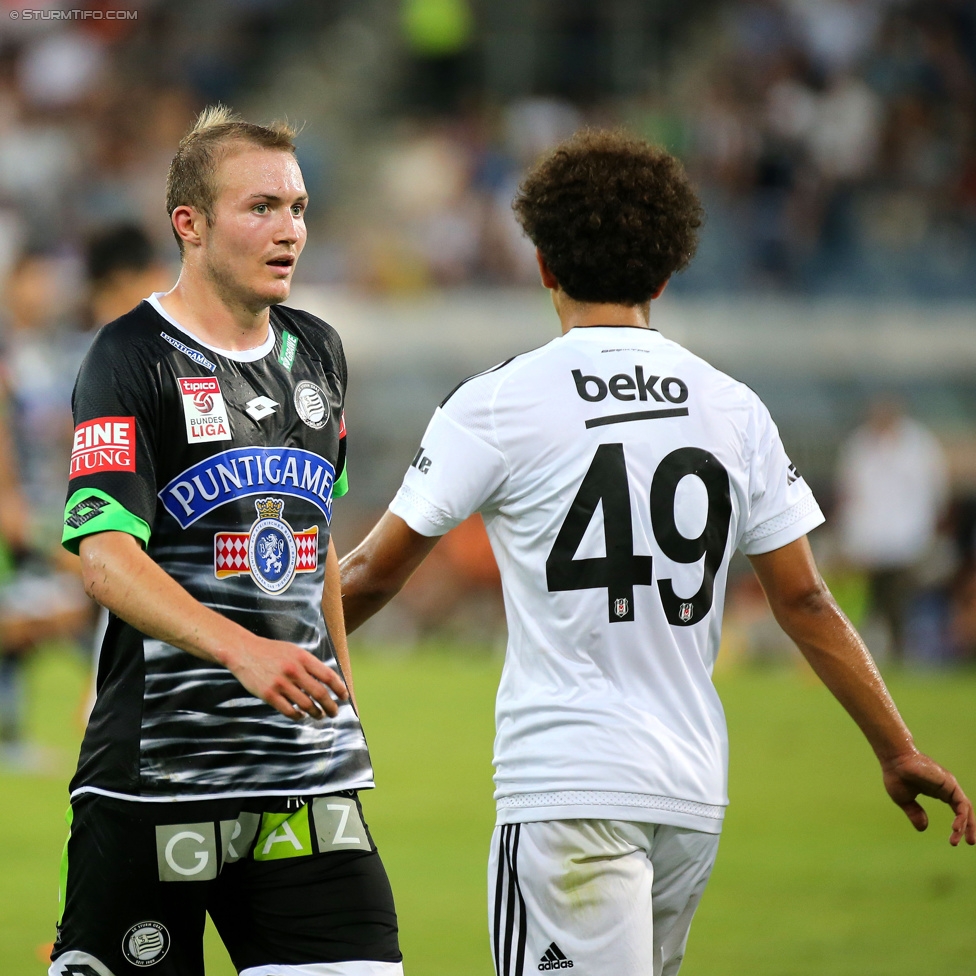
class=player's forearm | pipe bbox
[749,538,916,765]
[339,558,401,634]
[772,588,916,762]
[339,511,440,633]
[323,538,357,710]
[79,530,254,668]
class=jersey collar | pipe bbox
[146,293,277,363]
[563,324,660,337]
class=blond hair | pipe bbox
[165,105,298,254]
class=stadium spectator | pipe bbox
[83,223,172,332]
[0,366,31,761]
[0,252,91,769]
[835,397,949,664]
[75,224,172,724]
[0,5,974,295]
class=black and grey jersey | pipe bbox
[62,295,371,801]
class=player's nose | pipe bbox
[273,212,304,246]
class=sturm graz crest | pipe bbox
[247,497,299,594]
[121,920,170,967]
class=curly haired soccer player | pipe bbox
[50,107,403,976]
[339,130,974,976]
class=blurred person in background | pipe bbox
[83,223,172,334]
[835,396,949,665]
[0,379,33,762]
[0,252,92,769]
[76,224,172,724]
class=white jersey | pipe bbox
[390,325,824,833]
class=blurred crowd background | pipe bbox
[0,0,975,767]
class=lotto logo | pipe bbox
[69,418,136,477]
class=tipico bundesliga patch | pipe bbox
[178,376,232,444]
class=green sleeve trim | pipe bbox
[334,465,349,499]
[62,488,151,555]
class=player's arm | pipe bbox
[340,382,507,632]
[749,536,975,846]
[340,511,439,634]
[322,535,359,709]
[79,529,349,721]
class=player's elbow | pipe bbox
[340,556,400,605]
[79,547,108,604]
[77,532,128,606]
[770,577,837,632]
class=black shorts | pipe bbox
[50,791,401,975]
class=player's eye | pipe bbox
[253,203,269,214]
[291,204,305,217]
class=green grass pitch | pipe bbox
[3,644,974,974]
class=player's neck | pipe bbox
[553,294,651,335]
[157,270,272,352]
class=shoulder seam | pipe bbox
[438,342,554,407]
[439,356,517,407]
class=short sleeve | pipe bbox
[389,402,508,538]
[62,335,160,553]
[333,411,349,498]
[737,396,825,555]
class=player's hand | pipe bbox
[224,636,350,721]
[881,750,976,847]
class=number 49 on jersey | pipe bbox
[546,443,732,626]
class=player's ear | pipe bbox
[536,249,560,291]
[171,205,206,251]
[650,277,670,301]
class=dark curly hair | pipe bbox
[513,130,703,305]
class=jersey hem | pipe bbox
[69,781,376,803]
[495,801,724,835]
[390,484,455,537]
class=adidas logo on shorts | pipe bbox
[538,942,575,970]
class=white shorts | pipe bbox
[488,820,720,976]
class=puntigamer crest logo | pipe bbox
[215,497,318,593]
